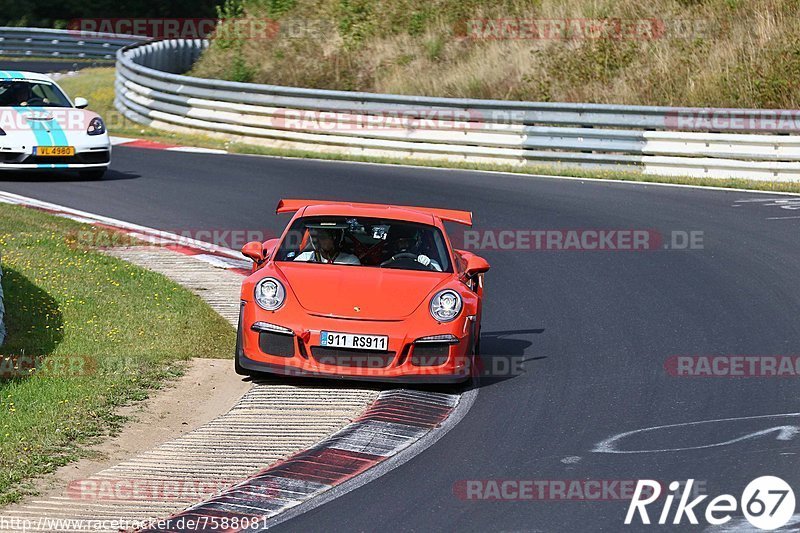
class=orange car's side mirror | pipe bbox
[261,238,280,260]
[464,254,490,278]
[242,241,265,263]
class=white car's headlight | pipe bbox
[254,277,286,311]
[430,289,462,322]
[87,117,105,136]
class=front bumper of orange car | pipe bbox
[236,302,476,383]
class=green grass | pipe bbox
[58,68,147,139]
[0,204,235,505]
[57,67,800,195]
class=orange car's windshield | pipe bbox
[275,216,452,272]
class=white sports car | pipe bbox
[0,70,111,179]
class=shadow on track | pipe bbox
[241,327,546,395]
[0,169,139,183]
[471,328,546,389]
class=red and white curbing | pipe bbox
[0,190,250,274]
[110,136,228,154]
[138,390,460,532]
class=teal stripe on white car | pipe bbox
[0,70,111,177]
[13,106,54,147]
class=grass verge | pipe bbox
[57,67,800,195]
[0,203,235,505]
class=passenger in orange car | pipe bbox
[293,227,361,265]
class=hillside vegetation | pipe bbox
[192,0,800,108]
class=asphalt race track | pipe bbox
[2,148,799,532]
[0,59,102,73]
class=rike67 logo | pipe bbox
[626,477,796,530]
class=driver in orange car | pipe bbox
[293,227,361,265]
[386,226,442,271]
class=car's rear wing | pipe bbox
[276,199,473,226]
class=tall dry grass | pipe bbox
[192,0,800,108]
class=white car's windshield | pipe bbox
[0,80,72,108]
[275,216,453,272]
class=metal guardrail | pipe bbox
[114,39,800,181]
[0,27,147,60]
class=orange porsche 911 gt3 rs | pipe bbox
[235,199,490,383]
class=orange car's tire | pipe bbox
[235,312,250,376]
[235,353,247,376]
[465,325,481,381]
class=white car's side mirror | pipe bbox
[74,97,89,109]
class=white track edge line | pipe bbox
[222,152,800,197]
[0,190,246,261]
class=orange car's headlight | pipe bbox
[254,277,286,310]
[430,289,462,322]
